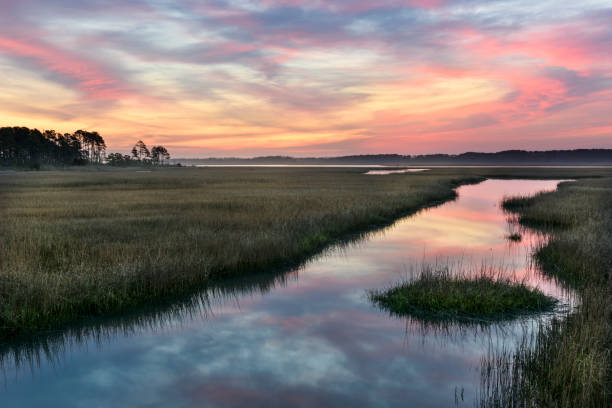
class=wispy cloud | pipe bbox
[1,0,611,155]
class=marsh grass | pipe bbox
[0,264,300,376]
[480,177,612,407]
[2,165,611,399]
[370,265,556,321]
[0,167,485,337]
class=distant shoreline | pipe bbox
[171,149,612,167]
[191,164,612,168]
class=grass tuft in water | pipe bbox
[370,266,556,320]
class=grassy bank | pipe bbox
[480,177,612,407]
[0,167,484,337]
[370,266,556,320]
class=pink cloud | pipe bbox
[2,0,611,155]
[0,36,128,100]
[462,20,611,71]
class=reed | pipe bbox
[480,176,612,407]
[0,167,482,337]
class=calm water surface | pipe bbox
[1,179,571,407]
[365,169,429,175]
[195,165,390,167]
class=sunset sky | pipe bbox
[1,1,611,157]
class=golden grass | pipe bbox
[480,176,612,407]
[0,167,482,336]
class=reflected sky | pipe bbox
[0,179,570,407]
[364,169,429,175]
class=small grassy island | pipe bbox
[370,269,557,320]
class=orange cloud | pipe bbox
[1,1,611,156]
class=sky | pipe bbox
[1,0,611,157]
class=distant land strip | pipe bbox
[172,149,612,166]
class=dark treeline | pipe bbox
[175,149,612,166]
[107,140,171,167]
[0,127,170,168]
[0,127,105,168]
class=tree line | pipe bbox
[0,126,170,168]
[106,140,170,166]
